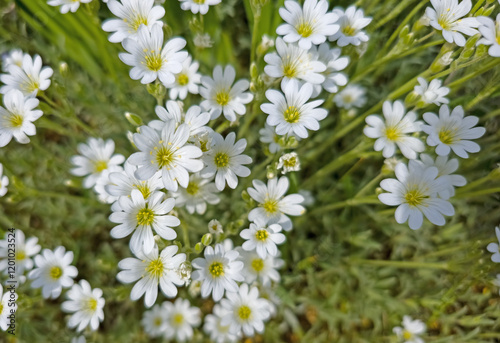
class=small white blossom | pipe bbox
[418,154,466,198]
[240,218,286,258]
[164,56,201,100]
[155,101,210,138]
[393,316,426,343]
[162,298,201,342]
[237,248,284,287]
[179,0,221,15]
[61,280,105,332]
[477,15,500,57]
[208,219,223,235]
[204,304,240,343]
[94,169,122,204]
[310,43,349,96]
[330,6,372,47]
[171,173,220,214]
[47,0,92,14]
[334,84,367,109]
[277,152,301,174]
[106,162,163,199]
[193,33,213,48]
[259,124,283,153]
[142,304,167,338]
[414,77,449,106]
[0,54,53,96]
[1,49,26,72]
[486,226,500,263]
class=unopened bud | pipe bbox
[59,62,68,77]
[125,112,143,126]
[201,233,213,246]
[195,242,203,253]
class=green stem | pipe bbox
[454,187,500,199]
[354,172,385,198]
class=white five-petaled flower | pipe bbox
[47,0,92,14]
[106,161,163,200]
[154,101,210,138]
[393,315,426,343]
[0,284,17,331]
[61,280,105,332]
[0,230,41,282]
[0,89,43,147]
[208,219,223,235]
[117,245,186,308]
[204,304,240,343]
[128,122,203,192]
[28,246,78,299]
[162,298,201,342]
[334,84,367,109]
[240,219,286,259]
[179,0,221,15]
[164,56,202,100]
[102,0,165,43]
[418,153,466,198]
[94,169,123,204]
[264,38,326,87]
[477,14,500,57]
[1,49,26,72]
[329,6,372,47]
[425,0,479,47]
[70,137,125,189]
[364,100,424,160]
[0,163,8,197]
[379,161,455,230]
[237,248,284,287]
[142,304,167,338]
[414,77,450,106]
[0,54,53,96]
[199,65,253,122]
[171,172,220,214]
[487,226,500,263]
[109,189,180,254]
[219,283,272,337]
[277,152,301,174]
[422,105,486,158]
[201,132,252,191]
[261,81,328,139]
[120,24,188,85]
[191,244,244,301]
[276,0,339,50]
[310,43,349,96]
[247,176,305,231]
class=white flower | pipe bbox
[155,101,210,137]
[164,56,201,100]
[0,230,41,282]
[364,100,424,159]
[171,173,220,214]
[1,49,26,72]
[70,137,125,189]
[179,0,221,15]
[47,0,92,14]
[393,316,426,343]
[191,243,244,301]
[379,161,455,230]
[329,6,372,47]
[204,304,240,343]
[128,122,203,191]
[109,189,180,254]
[422,105,486,158]
[261,81,328,139]
[425,0,479,46]
[117,245,186,308]
[277,152,301,174]
[102,0,165,43]
[0,284,17,331]
[310,43,349,95]
[237,248,284,287]
[486,226,500,263]
[0,54,53,96]
[142,304,167,337]
[0,163,8,198]
[94,169,122,204]
[162,298,201,342]
[419,154,466,198]
[106,162,163,199]
[240,219,286,258]
[334,84,367,109]
[201,132,252,191]
[276,0,339,50]
[28,246,78,299]
[414,77,449,106]
[208,219,223,235]
[193,33,213,48]
[119,24,188,85]
[477,15,500,57]
[219,283,271,336]
[247,176,305,231]
[61,280,105,332]
[0,89,43,147]
[259,124,283,153]
[199,65,253,122]
[264,38,326,87]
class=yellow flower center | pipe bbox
[214,152,229,168]
[262,199,279,215]
[134,183,151,199]
[438,128,458,145]
[16,250,26,261]
[283,62,298,78]
[132,16,148,31]
[50,266,63,280]
[137,208,155,226]
[144,52,163,72]
[216,91,230,106]
[172,313,184,326]
[22,75,39,94]
[342,25,356,36]
[155,145,175,168]
[384,126,401,141]
[404,188,428,207]
[403,330,413,340]
[251,258,265,272]
[86,298,98,311]
[237,305,252,321]
[437,14,452,31]
[177,73,189,86]
[154,317,162,326]
[9,114,23,128]
[283,156,297,168]
[186,181,199,195]
[209,261,224,277]
[284,106,300,123]
[296,21,314,37]
[0,303,3,314]
[94,160,108,173]
[343,94,354,103]
[146,258,164,278]
[255,229,269,241]
[193,0,205,3]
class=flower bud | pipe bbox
[195,242,203,253]
[59,62,68,77]
[125,112,143,126]
[201,233,213,246]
